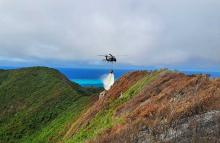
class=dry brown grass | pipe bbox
[90,73,220,143]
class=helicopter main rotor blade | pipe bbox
[115,54,128,56]
[97,55,107,56]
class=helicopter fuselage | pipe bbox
[105,55,116,62]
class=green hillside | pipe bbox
[0,67,99,143]
[1,67,218,143]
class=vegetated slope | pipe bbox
[0,67,100,143]
[64,70,220,143]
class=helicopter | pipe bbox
[98,54,118,73]
[98,54,117,63]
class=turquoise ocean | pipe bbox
[1,66,220,87]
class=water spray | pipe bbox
[102,70,115,90]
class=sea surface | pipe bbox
[58,68,133,87]
[58,68,220,87]
[1,66,220,87]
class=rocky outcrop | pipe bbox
[135,111,220,143]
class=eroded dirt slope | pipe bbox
[64,70,220,143]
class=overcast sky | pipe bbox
[0,0,220,69]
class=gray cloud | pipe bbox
[0,0,220,68]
